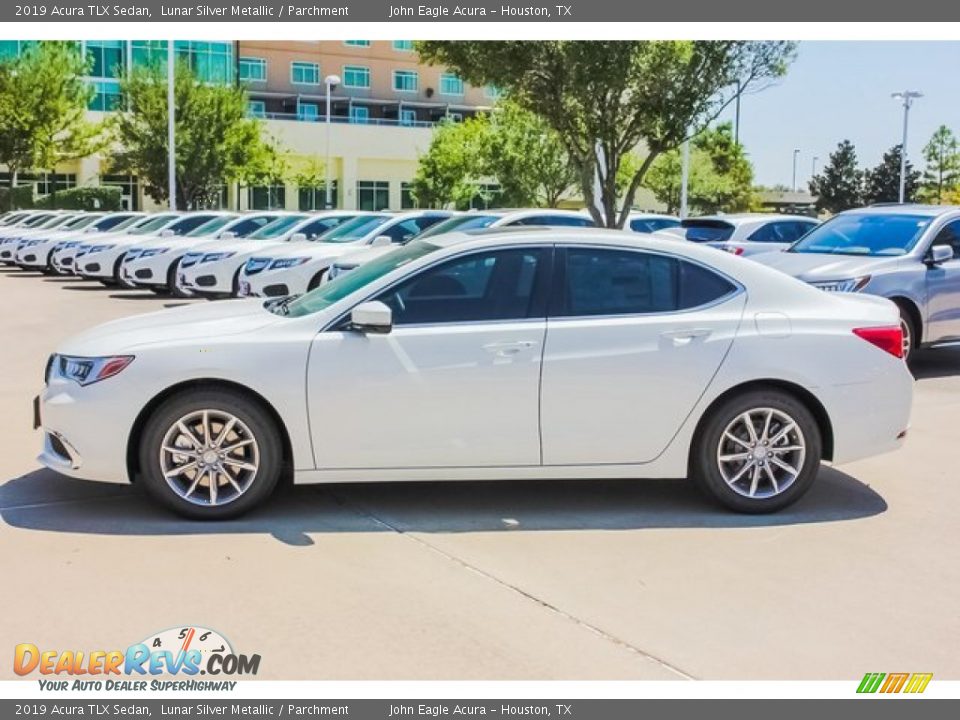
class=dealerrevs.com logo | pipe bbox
[14,626,260,691]
[857,672,933,694]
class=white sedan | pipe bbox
[0,212,80,263]
[660,214,819,256]
[58,213,182,277]
[236,210,453,298]
[176,212,364,299]
[15,212,144,271]
[36,228,912,520]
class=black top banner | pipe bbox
[3,0,957,22]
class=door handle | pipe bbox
[483,340,538,356]
[661,328,712,343]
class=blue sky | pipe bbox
[715,41,960,188]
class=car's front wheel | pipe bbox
[690,389,822,513]
[138,388,283,519]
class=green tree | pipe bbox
[244,135,291,209]
[417,41,794,227]
[863,144,920,205]
[481,101,577,207]
[0,42,105,198]
[112,62,266,209]
[809,140,863,213]
[409,117,487,209]
[920,125,959,204]
[642,122,755,214]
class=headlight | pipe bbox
[87,244,116,254]
[53,354,135,386]
[809,276,871,293]
[140,247,169,258]
[269,257,309,270]
[200,252,235,263]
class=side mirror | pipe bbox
[350,301,392,334]
[289,233,307,242]
[158,229,175,238]
[925,245,953,266]
[371,235,393,247]
[218,231,236,240]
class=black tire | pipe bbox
[137,388,284,520]
[168,258,191,298]
[690,388,822,513]
[113,255,131,288]
[306,269,327,291]
[894,301,918,361]
[231,267,242,297]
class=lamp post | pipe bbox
[324,74,341,209]
[891,90,922,203]
[792,149,800,192]
[811,156,819,178]
[167,41,176,210]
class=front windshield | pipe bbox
[416,215,499,239]
[319,215,390,243]
[285,241,440,317]
[23,214,56,227]
[185,215,238,237]
[790,214,932,256]
[247,215,310,240]
[39,215,77,229]
[95,214,141,232]
[129,214,179,234]
[63,215,101,230]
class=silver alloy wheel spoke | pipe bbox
[160,409,260,507]
[716,406,806,500]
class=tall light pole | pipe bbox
[811,156,819,178]
[891,90,922,203]
[167,41,176,210]
[324,74,341,209]
[792,148,800,192]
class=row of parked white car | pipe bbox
[0,206,817,301]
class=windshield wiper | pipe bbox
[269,294,302,316]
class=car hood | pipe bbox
[57,299,281,355]
[332,246,391,266]
[259,241,364,261]
[195,238,290,256]
[752,251,903,281]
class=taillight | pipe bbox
[853,326,904,359]
[728,246,745,256]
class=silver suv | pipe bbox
[754,204,960,358]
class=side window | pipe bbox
[300,218,339,240]
[791,222,816,241]
[678,261,737,309]
[171,215,217,235]
[381,218,428,243]
[931,220,960,258]
[558,248,678,316]
[375,248,548,325]
[513,215,594,227]
[747,222,789,243]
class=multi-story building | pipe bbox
[0,40,495,211]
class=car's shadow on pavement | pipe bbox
[0,465,887,546]
[911,347,960,380]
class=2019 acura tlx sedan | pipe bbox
[35,229,913,519]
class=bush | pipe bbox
[0,186,35,212]
[34,186,123,210]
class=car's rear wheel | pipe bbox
[138,388,283,519]
[690,389,821,513]
[894,302,917,361]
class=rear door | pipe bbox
[540,246,746,465]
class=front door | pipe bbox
[307,247,551,469]
[924,219,960,343]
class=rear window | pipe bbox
[679,220,735,243]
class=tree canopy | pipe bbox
[863,144,920,205]
[808,140,863,213]
[920,125,960,204]
[417,40,794,227]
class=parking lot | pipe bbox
[1,264,958,681]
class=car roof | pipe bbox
[688,213,814,225]
[841,204,960,218]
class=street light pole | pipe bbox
[792,149,800,192]
[891,90,922,203]
[811,156,819,178]
[324,74,341,210]
[167,41,176,210]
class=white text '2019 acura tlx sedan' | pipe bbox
[35,228,913,519]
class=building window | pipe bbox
[248,100,266,118]
[130,41,233,84]
[239,57,267,82]
[86,40,125,80]
[101,174,139,210]
[357,181,390,211]
[291,61,320,85]
[349,106,370,124]
[299,182,338,211]
[344,40,371,47]
[447,112,464,123]
[400,109,417,127]
[342,65,370,89]
[89,80,123,111]
[35,174,77,196]
[439,73,464,96]
[298,102,319,121]
[393,70,419,93]
[0,41,34,61]
[393,41,414,52]
[248,185,286,210]
[485,85,504,100]
[401,182,418,209]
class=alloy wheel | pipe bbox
[159,409,260,507]
[716,408,806,499]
